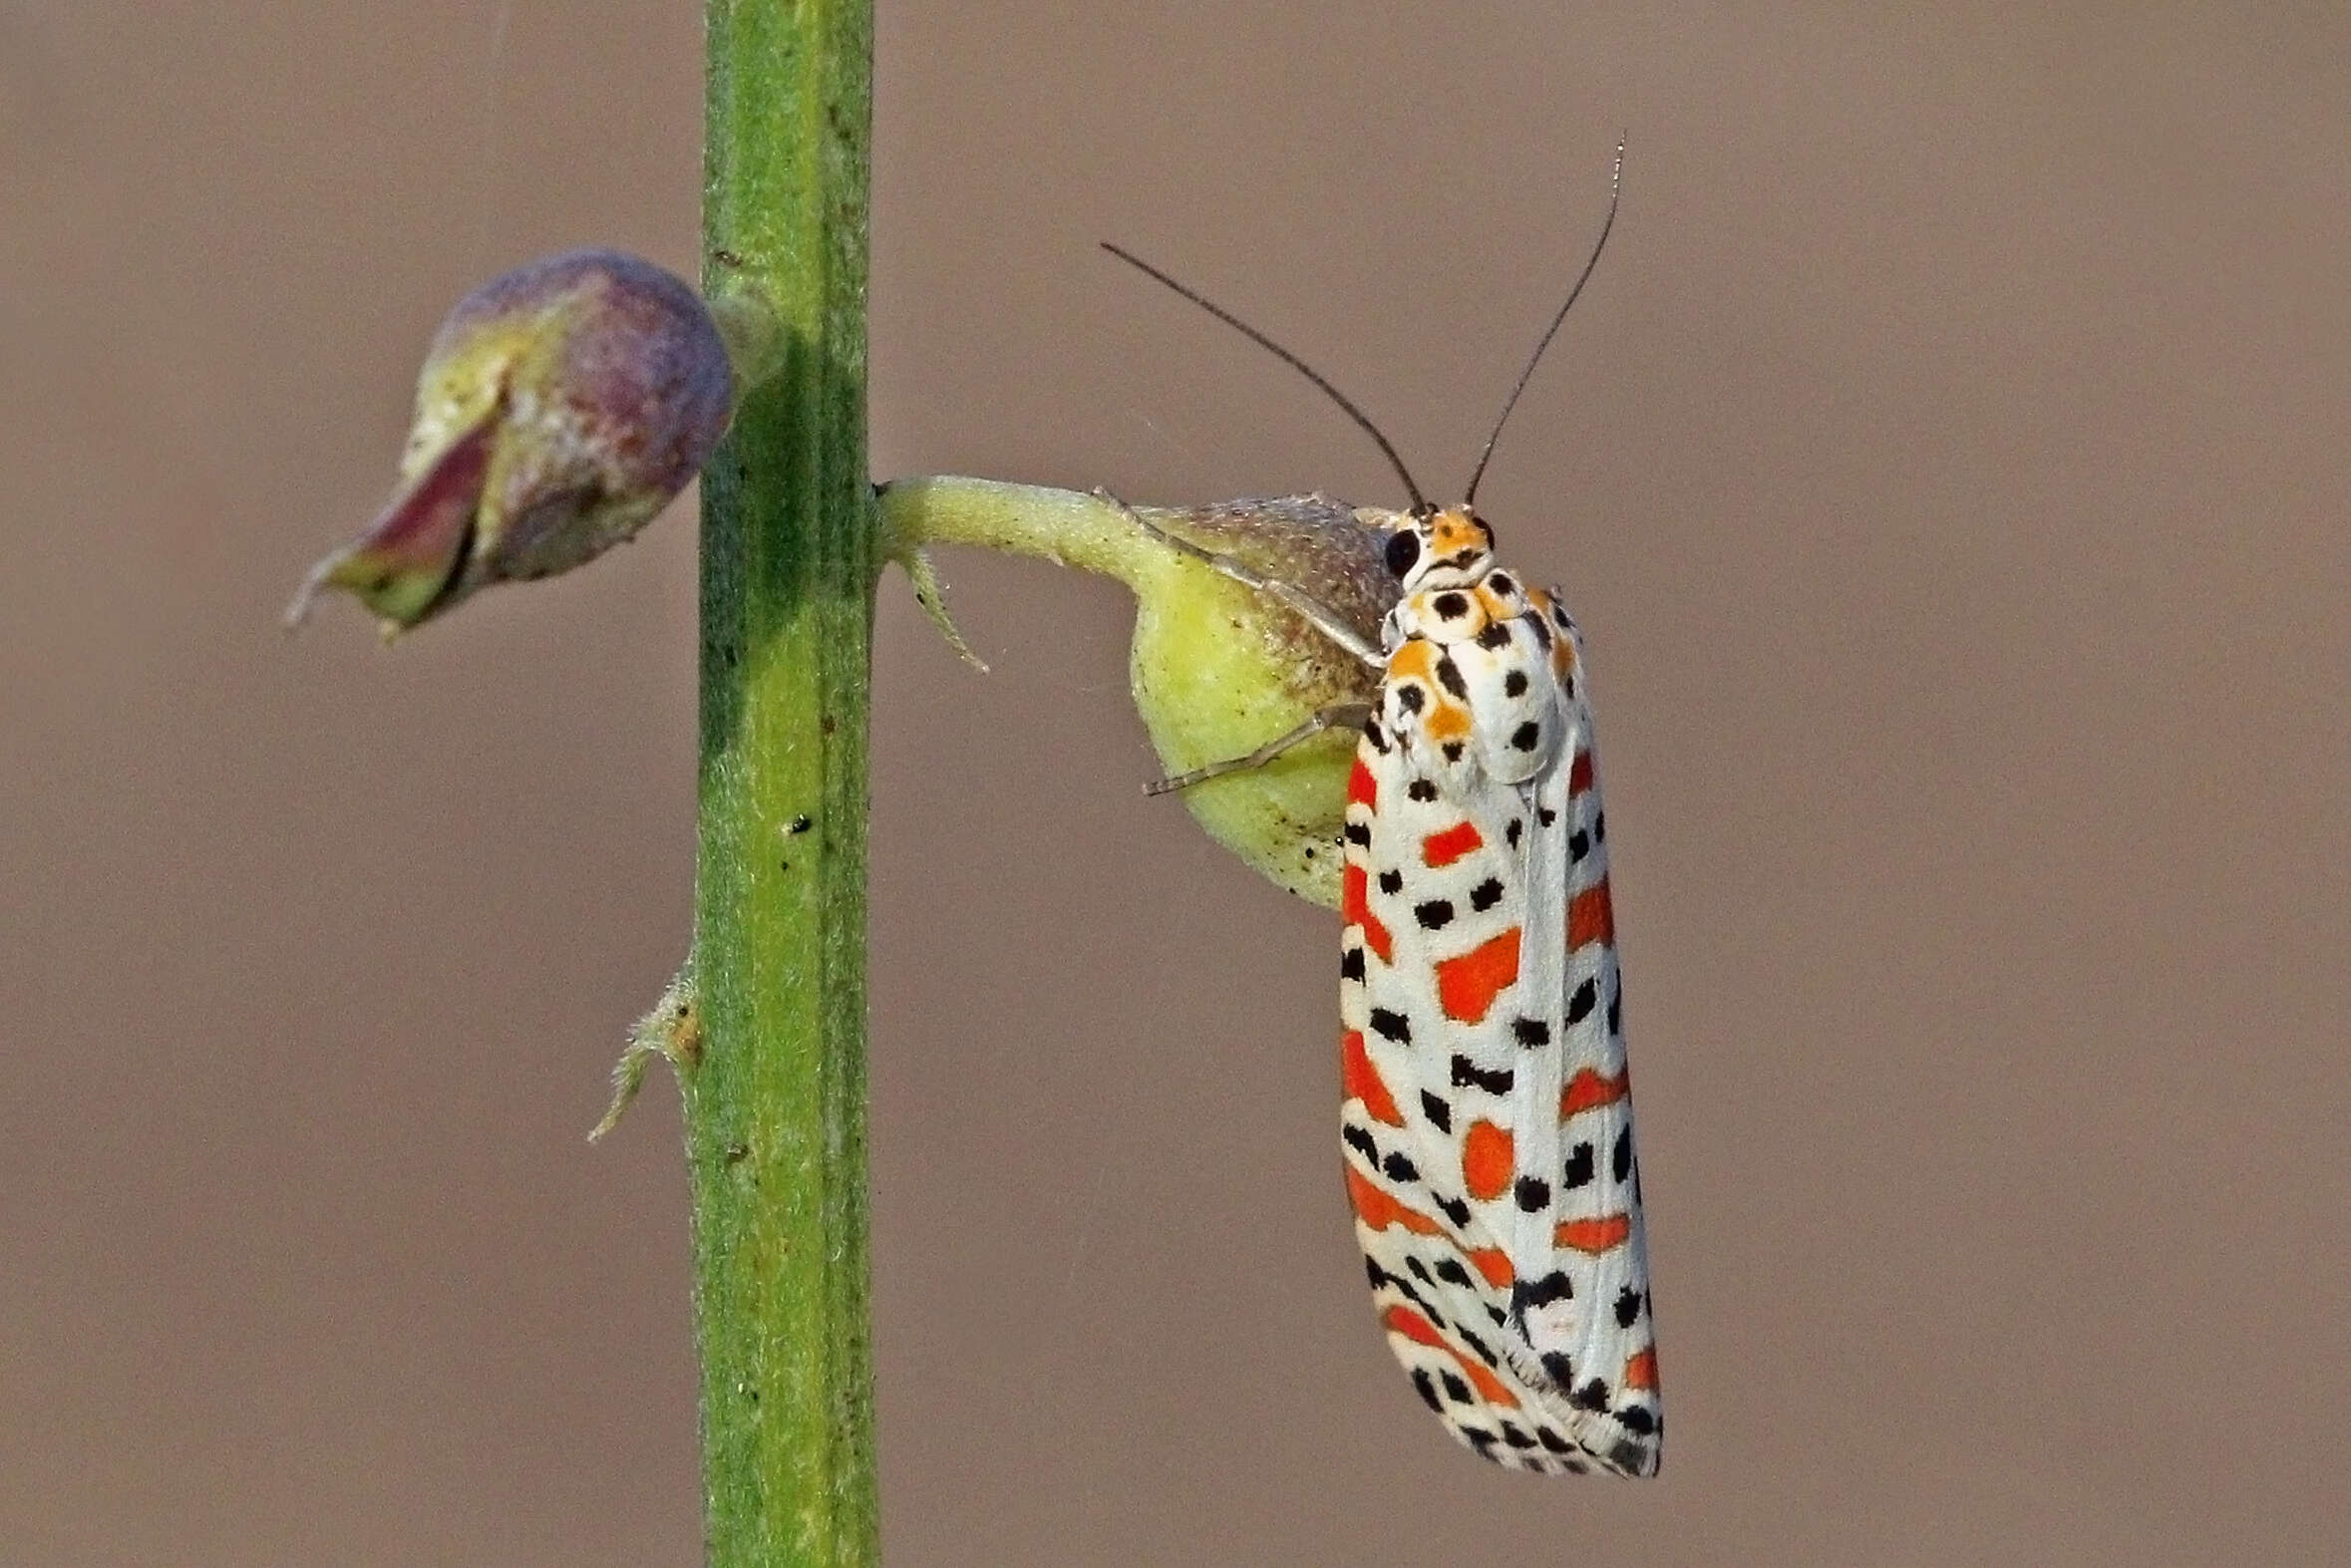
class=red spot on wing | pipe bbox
[1554,1213,1633,1254]
[1568,878,1614,951]
[1622,1347,1660,1392]
[1567,749,1594,796]
[1347,757,1378,808]
[1559,1069,1630,1118]
[1421,820,1484,868]
[1461,1118,1514,1201]
[1383,1302,1449,1351]
[1381,1306,1521,1411]
[1340,1031,1405,1126]
[1435,928,1520,1024]
[1346,1166,1442,1237]
[1341,865,1395,964]
[1467,1247,1514,1289]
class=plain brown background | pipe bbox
[6,3,2348,1564]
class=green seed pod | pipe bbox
[288,248,737,634]
[877,478,1400,907]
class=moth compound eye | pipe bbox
[1384,528,1422,579]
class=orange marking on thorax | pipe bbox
[1435,928,1520,1024]
[1568,878,1614,951]
[1466,1247,1514,1289]
[1421,820,1483,868]
[1622,1347,1660,1393]
[1567,749,1594,796]
[1341,865,1393,965]
[1387,639,1438,684]
[1340,1031,1405,1126]
[1554,1213,1633,1254]
[1474,582,1519,622]
[1559,1068,1630,1117]
[1423,701,1474,743]
[1346,757,1378,808]
[1382,1305,1520,1411]
[1346,1166,1443,1237]
[1461,1118,1514,1201]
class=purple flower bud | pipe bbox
[289,248,735,634]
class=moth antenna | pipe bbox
[1101,242,1429,512]
[1462,136,1625,508]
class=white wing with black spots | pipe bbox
[1337,507,1660,1477]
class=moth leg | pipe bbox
[1097,488,1386,669]
[1144,702,1376,796]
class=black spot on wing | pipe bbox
[1433,1257,1473,1289]
[1412,1368,1445,1412]
[1562,1142,1594,1189]
[1452,1057,1513,1095]
[1440,1369,1473,1405]
[1382,1149,1420,1183]
[1510,721,1542,752]
[1408,778,1439,802]
[1503,667,1529,696]
[1511,1272,1574,1316]
[1414,898,1455,930]
[1436,1194,1473,1228]
[1395,683,1426,715]
[1377,868,1403,895]
[1512,1176,1551,1213]
[1511,1017,1549,1048]
[1435,654,1469,701]
[1613,1126,1633,1183]
[1419,1092,1451,1131]
[1570,1378,1612,1412]
[1341,1123,1378,1162]
[1615,1407,1656,1435]
[1369,1008,1411,1044]
[1340,946,1365,983]
[1476,622,1513,650]
[1614,1286,1645,1328]
[1469,877,1505,912]
[1565,977,1597,1025]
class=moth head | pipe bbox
[1384,504,1496,591]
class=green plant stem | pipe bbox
[691,2,876,1565]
